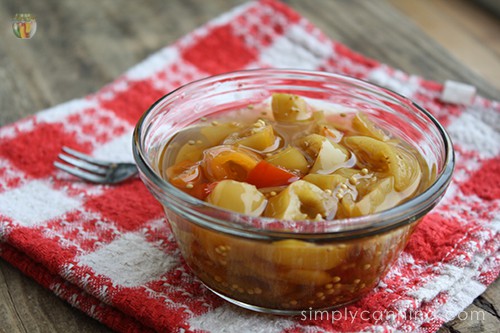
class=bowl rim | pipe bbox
[132,68,455,239]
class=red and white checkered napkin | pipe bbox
[0,0,499,332]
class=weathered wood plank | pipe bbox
[389,0,500,89]
[286,0,499,98]
[0,260,113,333]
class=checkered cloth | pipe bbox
[0,0,499,332]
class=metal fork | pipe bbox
[54,147,138,184]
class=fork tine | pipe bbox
[58,154,109,175]
[54,161,107,183]
[62,147,111,167]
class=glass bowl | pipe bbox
[132,69,454,314]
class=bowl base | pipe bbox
[206,285,362,315]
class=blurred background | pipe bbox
[388,0,500,89]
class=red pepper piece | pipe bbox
[246,161,299,188]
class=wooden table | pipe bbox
[0,1,498,332]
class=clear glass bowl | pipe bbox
[132,69,454,314]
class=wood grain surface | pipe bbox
[390,0,500,89]
[0,0,498,332]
